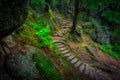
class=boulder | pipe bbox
[4,45,41,80]
[0,0,28,40]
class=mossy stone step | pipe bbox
[57,44,66,48]
[54,33,63,37]
[55,43,64,46]
[89,68,95,79]
[54,34,62,37]
[70,58,78,64]
[91,69,99,80]
[74,61,82,68]
[58,47,68,51]
[63,53,72,57]
[53,40,65,43]
[67,55,75,60]
[63,26,70,28]
[84,64,90,75]
[61,49,70,54]
[79,64,86,73]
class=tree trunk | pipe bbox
[70,0,80,34]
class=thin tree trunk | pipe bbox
[70,0,80,34]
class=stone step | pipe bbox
[79,64,85,73]
[53,40,65,43]
[53,36,65,39]
[61,49,70,54]
[84,64,90,75]
[95,70,109,80]
[70,58,78,64]
[54,33,63,37]
[58,47,68,51]
[57,44,66,48]
[55,43,63,46]
[67,55,75,60]
[89,68,95,79]
[63,26,70,28]
[91,69,99,80]
[74,61,82,68]
[58,35,63,37]
[63,53,72,57]
[53,34,63,37]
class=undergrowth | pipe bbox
[100,44,120,60]
[22,9,65,79]
[32,52,66,80]
[25,9,55,48]
[31,21,54,47]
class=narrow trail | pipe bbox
[52,14,111,80]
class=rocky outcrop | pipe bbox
[88,17,110,44]
[0,0,28,39]
[4,45,41,80]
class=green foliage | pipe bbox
[89,17,100,27]
[69,34,81,42]
[32,21,54,47]
[52,0,60,5]
[112,28,120,53]
[82,0,120,25]
[113,43,120,53]
[87,3,98,12]
[31,0,46,5]
[66,0,70,4]
[32,52,66,80]
[100,44,120,60]
[49,9,55,19]
[85,46,95,57]
[102,25,110,30]
[30,0,60,6]
[102,11,120,24]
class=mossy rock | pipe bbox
[0,0,28,39]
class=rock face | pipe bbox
[0,0,28,40]
[4,46,41,80]
[87,17,110,44]
[96,28,110,44]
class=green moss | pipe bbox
[68,34,82,42]
[34,24,54,47]
[85,46,95,57]
[112,28,120,53]
[100,44,120,60]
[91,64,116,72]
[23,9,57,48]
[32,52,66,80]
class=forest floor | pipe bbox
[1,11,120,80]
[52,13,120,80]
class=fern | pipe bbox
[36,26,54,47]
[31,19,54,47]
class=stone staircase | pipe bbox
[52,14,111,80]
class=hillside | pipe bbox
[0,8,119,80]
[0,0,120,80]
